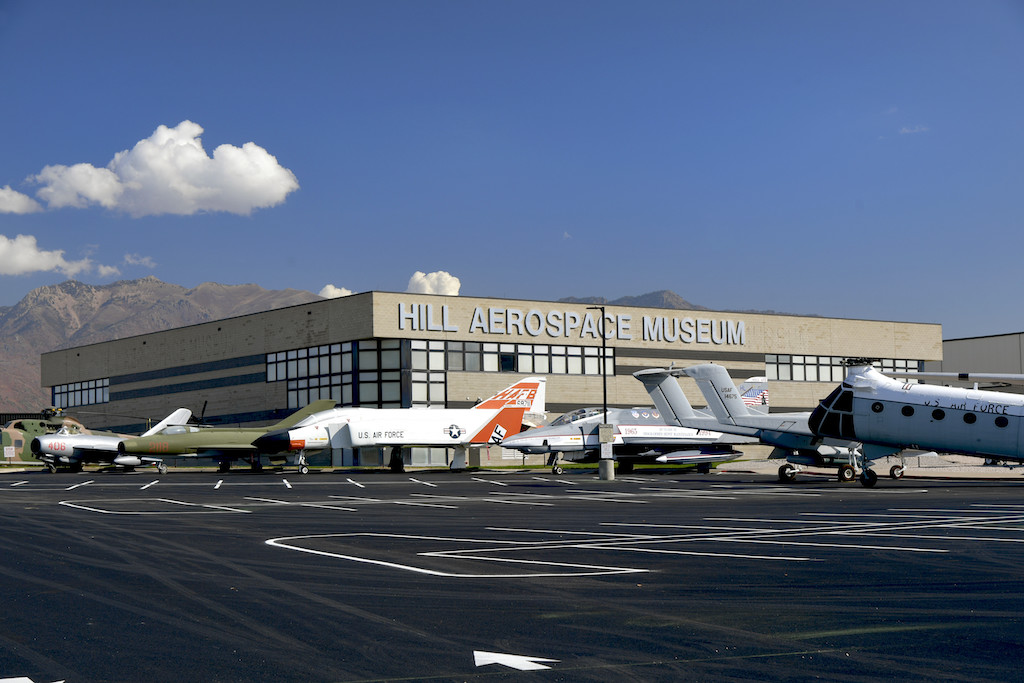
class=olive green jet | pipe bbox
[116,399,336,474]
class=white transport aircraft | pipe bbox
[32,408,193,473]
[634,364,877,484]
[809,360,1024,484]
[252,377,546,471]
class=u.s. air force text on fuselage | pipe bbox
[397,303,746,345]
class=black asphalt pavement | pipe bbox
[2,468,1023,682]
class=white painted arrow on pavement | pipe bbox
[473,650,559,671]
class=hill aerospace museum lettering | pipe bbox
[397,303,746,346]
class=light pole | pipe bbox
[586,306,608,424]
[587,306,613,480]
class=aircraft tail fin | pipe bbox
[472,377,546,414]
[142,408,193,437]
[632,368,697,426]
[469,377,546,444]
[270,399,338,430]
[681,364,751,424]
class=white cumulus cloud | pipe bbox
[27,120,299,217]
[0,185,43,214]
[0,233,94,276]
[406,270,461,296]
[319,284,353,299]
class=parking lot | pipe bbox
[2,468,1024,681]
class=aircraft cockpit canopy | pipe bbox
[163,425,200,434]
[549,408,605,426]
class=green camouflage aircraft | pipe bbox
[117,399,336,473]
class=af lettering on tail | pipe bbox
[470,377,546,443]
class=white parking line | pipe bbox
[472,477,507,486]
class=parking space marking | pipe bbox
[266,532,651,578]
[59,498,252,514]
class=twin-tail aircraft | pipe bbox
[634,364,878,484]
[809,360,1024,483]
[32,408,193,473]
[500,377,768,474]
[252,376,546,472]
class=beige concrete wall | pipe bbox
[370,292,942,360]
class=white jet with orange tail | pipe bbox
[252,377,545,471]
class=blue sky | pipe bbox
[0,1,1021,338]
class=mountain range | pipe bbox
[0,278,779,412]
[0,277,319,411]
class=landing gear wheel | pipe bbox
[389,448,405,473]
[778,464,797,482]
[551,465,563,475]
[218,461,231,473]
[299,465,309,475]
[618,461,635,474]
[157,462,168,475]
[889,465,905,480]
[45,463,57,473]
[860,469,878,488]
[838,464,856,482]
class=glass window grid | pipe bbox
[52,378,110,408]
[443,341,613,376]
[765,355,921,382]
[269,339,617,410]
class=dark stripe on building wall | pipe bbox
[111,373,267,401]
[615,347,765,363]
[112,354,265,386]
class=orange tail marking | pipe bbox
[469,407,528,444]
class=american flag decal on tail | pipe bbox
[742,386,768,406]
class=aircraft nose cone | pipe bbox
[253,429,291,453]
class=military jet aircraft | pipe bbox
[1,409,84,465]
[251,377,546,472]
[32,408,192,473]
[117,400,336,473]
[501,377,767,474]
[634,364,873,483]
[809,360,1024,486]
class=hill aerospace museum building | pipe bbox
[40,292,943,468]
